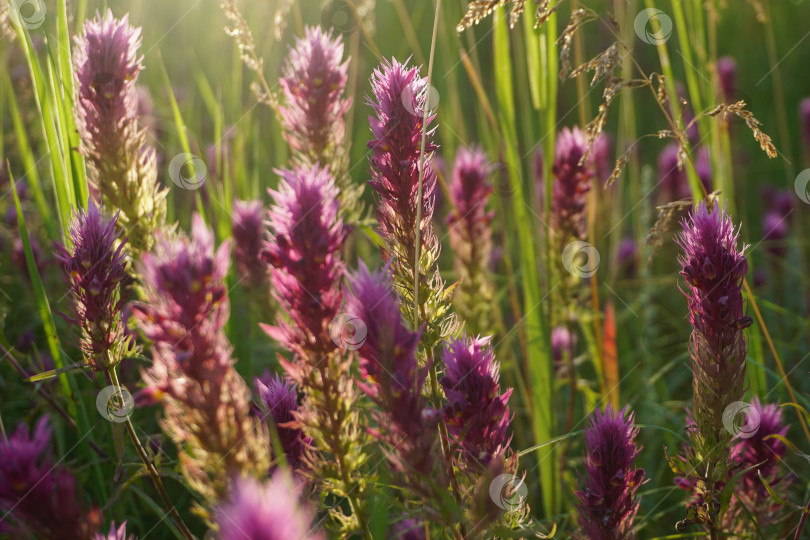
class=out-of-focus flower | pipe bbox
[617,238,637,278]
[593,133,613,184]
[729,398,791,530]
[94,521,136,540]
[447,147,495,333]
[761,187,793,258]
[0,417,98,539]
[345,263,440,493]
[551,325,577,363]
[74,10,166,258]
[658,143,711,202]
[367,58,458,347]
[390,517,426,540]
[216,472,325,540]
[551,126,592,242]
[674,202,750,531]
[279,26,362,222]
[254,374,311,470]
[232,199,268,288]
[134,216,270,516]
[574,405,645,540]
[440,336,513,471]
[54,202,137,371]
[717,56,737,103]
[12,234,46,278]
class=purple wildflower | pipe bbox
[345,263,438,486]
[717,56,737,103]
[367,59,446,318]
[261,164,347,363]
[95,521,136,540]
[134,215,270,509]
[658,143,712,201]
[440,336,513,471]
[730,398,791,528]
[551,325,577,363]
[617,238,637,278]
[279,26,351,165]
[390,517,426,540]
[216,472,325,540]
[254,374,311,470]
[0,417,97,539]
[232,199,268,288]
[675,203,750,531]
[447,147,495,332]
[73,10,166,256]
[761,187,793,257]
[54,201,135,371]
[574,405,645,540]
[551,126,593,241]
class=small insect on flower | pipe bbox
[54,201,137,371]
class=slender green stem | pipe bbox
[108,367,195,540]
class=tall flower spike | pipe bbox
[232,199,268,289]
[440,335,513,471]
[367,57,458,349]
[551,126,593,242]
[262,165,346,360]
[74,10,167,259]
[346,263,442,499]
[674,202,750,532]
[260,165,367,533]
[54,201,138,371]
[447,147,495,334]
[134,215,270,518]
[279,26,363,222]
[574,405,646,540]
[216,472,326,540]
[254,373,311,471]
[0,417,99,538]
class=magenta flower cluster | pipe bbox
[254,373,311,470]
[551,126,593,241]
[232,199,268,288]
[0,417,94,538]
[54,201,134,371]
[440,335,513,471]
[574,405,645,540]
